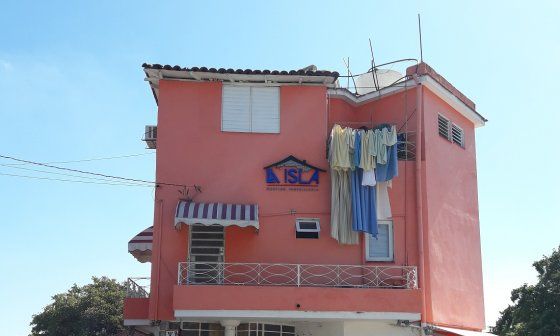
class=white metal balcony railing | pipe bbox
[178,262,418,289]
[126,277,150,298]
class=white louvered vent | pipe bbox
[365,221,394,261]
[438,114,465,149]
[451,124,464,147]
[222,86,280,133]
[438,114,450,140]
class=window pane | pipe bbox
[264,324,281,332]
[282,325,295,333]
[368,223,392,260]
[298,221,319,230]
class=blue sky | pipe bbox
[1,1,559,335]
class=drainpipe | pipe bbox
[412,73,427,334]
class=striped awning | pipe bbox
[128,227,153,263]
[175,201,259,229]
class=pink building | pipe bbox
[124,61,490,336]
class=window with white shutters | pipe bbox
[222,86,280,133]
[365,221,394,262]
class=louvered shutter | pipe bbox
[451,124,464,147]
[366,221,394,261]
[251,87,280,133]
[222,86,251,132]
[438,114,451,140]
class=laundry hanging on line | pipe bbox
[328,123,399,244]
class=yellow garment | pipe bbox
[359,130,375,170]
[329,124,352,171]
[330,169,358,244]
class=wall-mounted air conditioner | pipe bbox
[143,125,157,149]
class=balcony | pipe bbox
[178,262,417,289]
[173,262,420,317]
[124,277,150,322]
[126,277,150,298]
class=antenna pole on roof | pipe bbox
[418,14,424,63]
[347,57,350,90]
[342,57,358,95]
[369,38,380,91]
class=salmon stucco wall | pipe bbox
[148,81,423,321]
[422,88,485,329]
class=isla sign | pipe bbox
[264,155,326,191]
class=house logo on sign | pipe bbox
[264,155,326,192]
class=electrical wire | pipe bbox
[0,172,154,187]
[0,163,153,186]
[2,152,154,166]
[0,154,188,188]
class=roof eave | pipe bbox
[144,68,338,104]
[327,76,486,128]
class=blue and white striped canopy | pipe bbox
[175,201,259,229]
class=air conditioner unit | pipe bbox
[143,125,157,149]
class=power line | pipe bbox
[0,154,189,188]
[0,163,153,186]
[2,152,154,166]
[0,172,154,187]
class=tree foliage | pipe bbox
[30,276,126,336]
[491,246,560,336]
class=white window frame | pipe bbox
[221,84,280,134]
[295,218,321,233]
[365,220,394,262]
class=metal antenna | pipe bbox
[369,38,380,91]
[347,57,350,90]
[418,14,424,63]
[342,57,357,94]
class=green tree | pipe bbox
[491,246,560,336]
[30,276,126,336]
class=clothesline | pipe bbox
[328,124,399,245]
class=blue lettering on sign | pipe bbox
[264,156,325,189]
[266,168,280,184]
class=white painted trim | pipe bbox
[124,319,151,326]
[175,218,259,229]
[174,310,420,322]
[295,218,321,233]
[434,326,495,336]
[327,75,486,128]
[364,220,394,262]
[421,76,485,128]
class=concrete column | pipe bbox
[221,320,240,336]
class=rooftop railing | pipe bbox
[178,262,417,289]
[126,277,150,298]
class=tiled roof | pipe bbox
[142,63,340,79]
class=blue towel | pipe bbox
[375,142,398,182]
[350,168,378,237]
